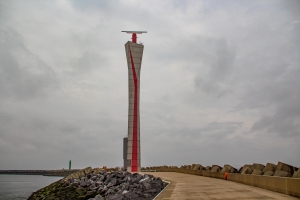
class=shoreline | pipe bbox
[0,169,79,177]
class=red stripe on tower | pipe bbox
[129,48,138,172]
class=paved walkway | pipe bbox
[146,172,299,200]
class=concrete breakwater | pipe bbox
[143,161,300,198]
[143,161,300,178]
[28,167,168,200]
[0,169,79,177]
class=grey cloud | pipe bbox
[152,36,237,97]
[0,1,299,170]
[0,27,57,100]
[236,63,300,137]
[251,94,300,138]
[204,39,236,81]
[281,0,300,17]
[70,0,113,11]
[70,50,107,75]
[167,121,243,140]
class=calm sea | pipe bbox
[0,174,62,200]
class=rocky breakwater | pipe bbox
[28,167,168,200]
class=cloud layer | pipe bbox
[0,0,299,170]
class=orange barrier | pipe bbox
[224,172,228,180]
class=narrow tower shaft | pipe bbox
[122,31,146,173]
[125,41,144,172]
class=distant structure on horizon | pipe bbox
[122,31,147,172]
[123,137,128,170]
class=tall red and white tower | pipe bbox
[122,31,146,172]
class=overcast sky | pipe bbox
[0,0,299,170]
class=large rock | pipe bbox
[64,166,93,182]
[276,161,297,176]
[252,163,265,171]
[263,163,276,173]
[92,168,102,175]
[83,167,93,175]
[292,168,300,178]
[211,165,222,172]
[90,194,104,200]
[220,165,237,173]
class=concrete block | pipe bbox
[242,164,253,171]
[203,171,210,177]
[220,164,237,173]
[238,164,252,173]
[253,175,286,194]
[192,164,205,170]
[196,170,203,176]
[220,172,226,179]
[191,169,198,175]
[238,166,243,173]
[203,171,222,179]
[241,166,253,174]
[227,173,237,181]
[186,165,192,169]
[276,161,297,175]
[228,174,253,186]
[211,165,222,172]
[229,167,237,173]
[274,170,292,177]
[263,171,275,176]
[252,169,263,175]
[292,168,300,178]
[252,163,265,171]
[287,178,300,197]
[263,163,276,173]
[240,174,253,186]
[220,164,230,172]
[205,166,211,171]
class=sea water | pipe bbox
[0,174,61,200]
